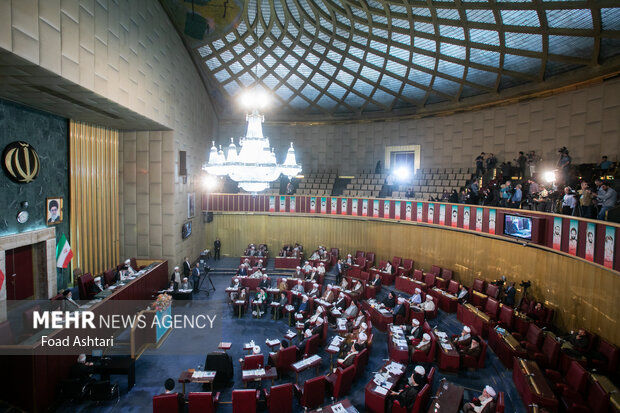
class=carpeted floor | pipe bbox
[54,256,527,413]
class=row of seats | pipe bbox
[418,167,474,174]
[342,190,379,198]
[296,189,331,195]
[413,179,468,187]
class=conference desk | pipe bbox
[427,381,464,413]
[365,361,406,413]
[275,256,301,269]
[242,367,277,387]
[429,287,458,313]
[488,327,527,369]
[457,303,491,338]
[291,354,322,383]
[432,331,460,372]
[395,276,426,295]
[240,256,269,266]
[512,358,558,412]
[388,325,410,363]
[178,369,216,393]
[591,373,620,412]
[362,300,393,332]
[370,268,394,285]
[471,290,488,308]
[0,260,169,413]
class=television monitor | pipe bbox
[503,214,532,240]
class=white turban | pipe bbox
[313,283,318,287]
[253,346,261,354]
[422,333,431,341]
[414,365,426,376]
[327,284,332,289]
[296,266,301,270]
[426,296,433,301]
[484,386,496,397]
[412,319,420,326]
[359,332,367,341]
[125,259,131,264]
[94,277,101,283]
[463,326,471,333]
[305,329,312,337]
[415,288,421,293]
[361,322,367,329]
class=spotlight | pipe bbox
[542,170,556,183]
[393,167,411,182]
[202,175,218,191]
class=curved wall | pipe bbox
[219,77,620,174]
[206,213,620,346]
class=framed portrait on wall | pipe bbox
[46,197,63,225]
[182,221,192,240]
[188,192,195,219]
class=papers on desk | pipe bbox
[374,386,389,395]
[328,345,340,352]
[178,289,192,293]
[436,331,448,340]
[285,305,295,311]
[108,285,117,290]
[379,308,392,315]
[266,339,280,347]
[385,362,404,375]
[394,339,408,347]
[192,370,216,379]
[242,368,265,378]
[331,403,347,413]
[337,319,347,329]
[332,309,342,316]
[441,342,453,350]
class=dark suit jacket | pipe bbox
[238,268,248,276]
[392,304,405,317]
[259,280,271,289]
[370,278,381,286]
[396,385,419,409]
[183,261,191,277]
[298,302,308,313]
[404,326,423,340]
[382,296,396,308]
[191,268,200,279]
[504,287,516,306]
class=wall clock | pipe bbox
[17,210,29,224]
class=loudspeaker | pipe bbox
[179,151,187,176]
[204,211,213,223]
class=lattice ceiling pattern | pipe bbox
[162,0,620,120]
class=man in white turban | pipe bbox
[463,385,497,413]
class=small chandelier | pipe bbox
[203,109,301,193]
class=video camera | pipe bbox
[519,280,531,288]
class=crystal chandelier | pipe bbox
[203,109,301,193]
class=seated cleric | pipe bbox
[463,385,497,413]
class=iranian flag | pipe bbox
[56,234,73,268]
[0,268,4,291]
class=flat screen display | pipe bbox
[503,214,532,240]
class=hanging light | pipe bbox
[203,109,301,193]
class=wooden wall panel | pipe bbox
[70,121,120,276]
[206,213,620,346]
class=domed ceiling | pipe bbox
[160,0,620,121]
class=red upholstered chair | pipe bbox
[263,383,293,413]
[103,269,115,286]
[441,269,453,282]
[365,252,375,268]
[304,334,320,357]
[412,336,436,363]
[496,305,514,330]
[472,278,485,292]
[355,348,369,378]
[355,250,365,258]
[413,270,423,282]
[269,345,297,377]
[130,257,140,271]
[241,354,264,370]
[426,367,435,384]
[395,301,410,325]
[590,339,619,373]
[531,334,560,370]
[430,265,441,275]
[78,273,96,299]
[392,257,402,268]
[392,383,430,413]
[545,360,588,396]
[520,323,544,352]
[153,393,180,413]
[461,336,487,369]
[484,298,500,320]
[232,389,259,413]
[398,259,413,277]
[424,273,436,288]
[447,280,460,295]
[485,284,500,299]
[188,392,220,413]
[326,365,356,400]
[496,392,505,413]
[563,380,609,413]
[294,375,326,410]
[354,256,366,267]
